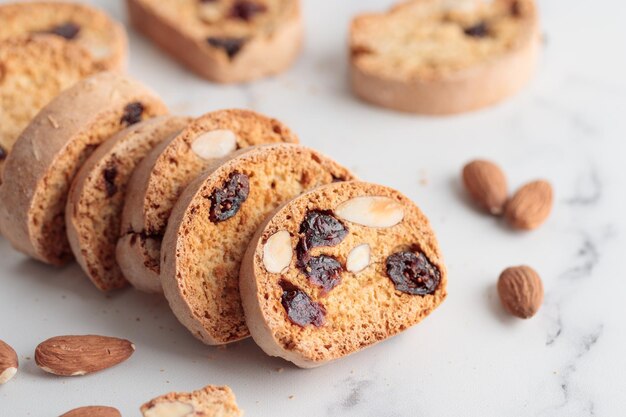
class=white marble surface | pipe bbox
[1,0,625,415]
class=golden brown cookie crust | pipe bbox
[140,385,242,417]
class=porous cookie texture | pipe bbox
[66,116,191,292]
[127,0,302,83]
[140,385,242,417]
[0,1,127,70]
[240,181,447,368]
[350,0,540,114]
[0,36,98,177]
[118,109,299,293]
[161,144,355,345]
[0,72,167,266]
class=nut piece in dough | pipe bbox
[143,401,194,417]
[346,243,371,273]
[335,196,404,228]
[191,130,238,160]
[263,230,293,273]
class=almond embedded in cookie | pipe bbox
[240,181,447,367]
[160,144,355,345]
[117,109,299,293]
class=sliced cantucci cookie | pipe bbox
[0,72,168,265]
[66,116,191,292]
[140,385,242,417]
[240,181,447,367]
[117,109,299,294]
[161,144,355,345]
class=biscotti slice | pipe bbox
[127,0,302,83]
[0,36,99,176]
[240,181,447,367]
[0,72,167,266]
[66,116,191,292]
[141,385,242,417]
[161,144,355,345]
[350,0,540,114]
[0,1,127,71]
[117,109,299,293]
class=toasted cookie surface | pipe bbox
[127,0,302,83]
[0,72,168,265]
[240,181,447,367]
[118,109,299,293]
[350,0,540,114]
[0,36,98,177]
[141,385,242,417]
[0,1,127,70]
[161,144,355,345]
[66,116,191,291]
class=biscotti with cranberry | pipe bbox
[0,36,98,178]
[126,0,302,83]
[161,144,355,345]
[117,109,299,293]
[350,0,540,114]
[0,1,127,71]
[141,385,242,417]
[240,181,447,367]
[66,116,191,291]
[0,72,167,265]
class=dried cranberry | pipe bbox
[385,251,440,295]
[209,172,250,223]
[464,22,489,38]
[300,255,343,293]
[511,1,522,17]
[207,37,246,58]
[0,145,6,161]
[230,1,267,21]
[298,210,348,253]
[280,280,326,327]
[103,166,118,197]
[120,102,144,126]
[49,22,81,40]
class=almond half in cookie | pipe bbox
[160,144,355,345]
[240,181,447,367]
[0,72,167,265]
[117,109,299,294]
[66,116,191,291]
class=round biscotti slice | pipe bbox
[117,109,299,293]
[66,116,191,292]
[127,0,302,83]
[0,72,168,266]
[0,36,99,177]
[161,144,355,345]
[0,1,127,71]
[350,0,540,114]
[141,385,242,417]
[240,181,448,367]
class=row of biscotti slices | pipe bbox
[0,72,447,367]
[0,1,127,176]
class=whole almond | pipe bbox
[35,335,135,376]
[497,265,544,319]
[60,406,121,417]
[505,180,553,230]
[462,159,508,215]
[0,339,18,384]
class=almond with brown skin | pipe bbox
[505,180,553,230]
[60,406,121,417]
[35,335,135,377]
[0,339,18,384]
[462,159,508,215]
[497,265,544,319]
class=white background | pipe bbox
[1,0,625,416]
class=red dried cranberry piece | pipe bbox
[209,172,250,223]
[120,102,144,126]
[386,250,440,295]
[300,255,343,293]
[230,1,267,21]
[280,280,326,327]
[298,210,348,253]
[464,22,489,37]
[49,22,81,40]
[0,145,6,161]
[207,37,246,58]
[103,166,118,197]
